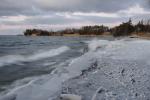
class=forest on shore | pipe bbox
[24,19,150,37]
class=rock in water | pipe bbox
[60,94,82,100]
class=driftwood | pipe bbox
[60,94,82,100]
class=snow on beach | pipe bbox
[61,38,150,100]
[1,38,150,100]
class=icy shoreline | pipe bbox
[59,38,150,100]
[1,38,150,100]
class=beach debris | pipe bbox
[81,60,98,75]
[60,94,82,100]
[131,78,136,84]
[98,88,105,94]
[121,68,125,76]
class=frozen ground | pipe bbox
[59,38,150,100]
[61,58,150,100]
[1,38,150,100]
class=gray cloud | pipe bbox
[0,0,147,16]
[35,0,135,12]
[0,0,149,35]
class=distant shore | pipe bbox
[23,31,150,41]
[24,19,150,37]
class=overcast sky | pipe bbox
[0,0,150,35]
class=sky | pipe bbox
[0,0,150,35]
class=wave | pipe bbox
[0,48,98,100]
[88,39,110,52]
[0,46,70,67]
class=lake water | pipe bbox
[0,36,113,92]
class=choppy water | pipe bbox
[0,36,113,93]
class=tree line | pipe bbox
[111,19,150,36]
[24,19,150,37]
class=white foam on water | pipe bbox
[0,49,98,100]
[88,39,109,52]
[0,46,70,67]
[27,46,70,61]
[43,62,56,66]
[0,55,25,67]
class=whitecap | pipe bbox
[0,46,70,67]
[88,39,109,52]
